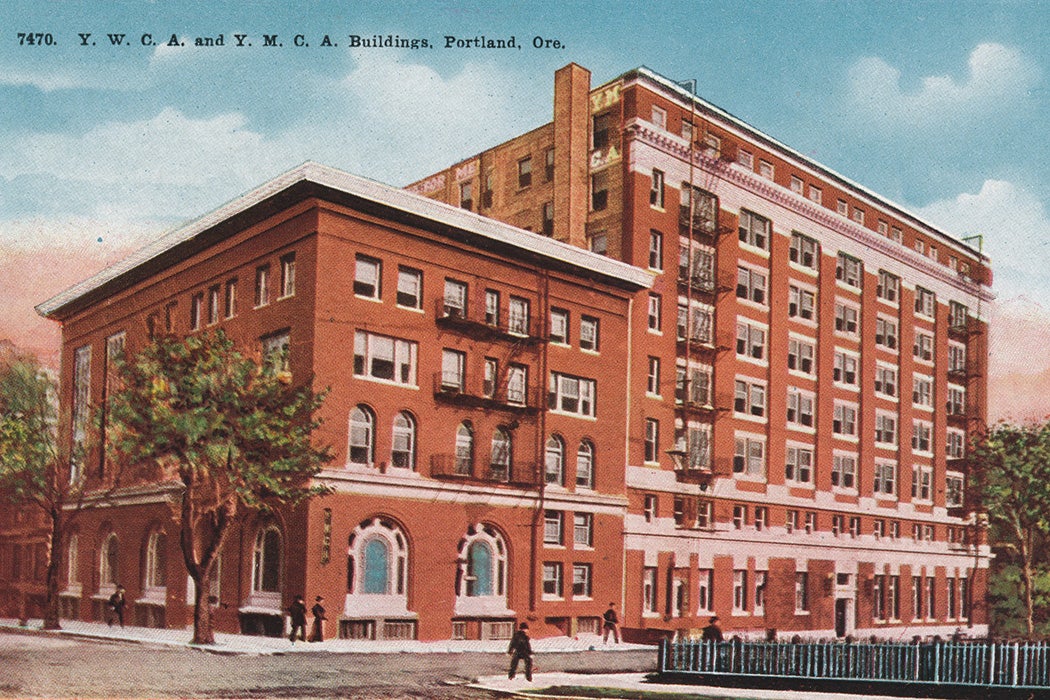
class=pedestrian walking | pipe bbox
[309,596,326,642]
[507,622,533,681]
[107,585,126,628]
[702,616,723,642]
[602,602,620,643]
[288,595,307,643]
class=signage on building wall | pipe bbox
[590,83,621,113]
[455,161,478,181]
[407,173,446,195]
[590,145,620,169]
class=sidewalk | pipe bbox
[0,616,652,655]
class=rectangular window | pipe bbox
[697,500,713,529]
[889,227,903,243]
[875,364,898,398]
[591,170,609,211]
[738,210,770,250]
[354,255,382,299]
[254,265,270,308]
[459,181,473,211]
[754,507,768,532]
[698,569,714,612]
[644,494,658,523]
[889,576,900,620]
[518,156,533,188]
[651,106,666,129]
[506,364,527,406]
[190,292,203,331]
[874,520,886,539]
[805,512,817,534]
[647,357,661,395]
[572,564,592,598]
[732,504,747,529]
[589,232,607,255]
[890,521,901,540]
[834,302,859,335]
[833,402,858,437]
[790,175,804,194]
[484,289,500,326]
[913,375,934,408]
[734,379,766,418]
[786,388,814,428]
[543,510,563,545]
[787,337,815,375]
[396,267,423,309]
[912,466,933,501]
[947,429,966,460]
[440,349,466,391]
[482,170,494,208]
[785,446,813,484]
[758,159,774,180]
[875,413,898,446]
[280,253,296,298]
[913,330,934,363]
[542,562,563,597]
[788,285,815,320]
[832,454,857,489]
[786,510,799,533]
[71,345,92,479]
[644,418,660,463]
[874,575,886,620]
[733,435,766,477]
[643,568,658,613]
[733,570,748,612]
[795,572,809,612]
[224,278,237,319]
[946,473,964,508]
[648,230,663,269]
[580,316,599,351]
[573,513,593,547]
[677,303,713,344]
[875,317,898,350]
[738,149,754,169]
[443,279,468,317]
[833,351,858,386]
[550,308,569,345]
[650,170,665,208]
[736,266,768,304]
[877,270,900,303]
[913,576,923,620]
[483,358,498,398]
[261,332,290,376]
[593,112,612,149]
[648,294,662,331]
[548,373,597,417]
[915,287,936,318]
[836,253,863,288]
[852,208,865,225]
[949,343,967,373]
[354,331,418,385]
[808,186,822,204]
[949,301,969,330]
[736,321,766,361]
[545,148,555,181]
[832,514,844,537]
[208,285,220,325]
[542,201,554,236]
[837,199,849,216]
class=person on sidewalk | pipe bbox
[308,596,326,642]
[107,585,126,628]
[602,602,620,643]
[702,616,723,642]
[288,595,307,643]
[507,622,533,681]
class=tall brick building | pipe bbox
[3,63,991,642]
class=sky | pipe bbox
[2,0,1049,422]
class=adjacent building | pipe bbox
[2,63,992,642]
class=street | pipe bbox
[0,629,657,699]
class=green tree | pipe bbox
[968,421,1050,638]
[107,330,332,645]
[0,345,101,630]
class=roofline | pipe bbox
[37,162,653,319]
[617,66,989,263]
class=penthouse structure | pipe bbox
[3,63,991,642]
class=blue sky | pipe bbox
[3,0,1050,410]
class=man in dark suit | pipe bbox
[507,622,533,681]
[288,595,307,643]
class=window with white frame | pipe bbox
[850,516,861,538]
[643,494,658,522]
[685,423,712,470]
[734,378,766,418]
[737,266,768,304]
[679,241,715,290]
[698,569,714,612]
[483,358,497,398]
[648,294,662,331]
[832,453,857,490]
[279,253,296,298]
[873,461,898,495]
[573,512,593,547]
[644,419,660,463]
[738,210,769,250]
[733,570,748,612]
[348,405,376,466]
[508,296,530,335]
[677,303,713,344]
[441,349,465,391]
[443,279,468,317]
[877,270,900,303]
[542,562,563,598]
[643,567,658,613]
[832,514,845,536]
[354,255,382,299]
[651,105,666,130]
[877,220,889,236]
[550,308,569,345]
[834,302,859,335]
[572,564,592,598]
[789,285,816,320]
[545,436,565,486]
[396,267,422,309]
[754,570,767,614]
[254,265,270,308]
[804,512,817,534]
[949,342,966,373]
[224,278,237,319]
[874,520,886,539]
[912,420,933,453]
[71,344,92,480]
[736,320,766,361]
[889,521,901,539]
[457,524,507,599]
[697,500,713,529]
[808,185,822,204]
[871,364,896,399]
[915,287,936,318]
[875,316,898,350]
[786,387,814,428]
[252,526,282,594]
[580,315,599,351]
[913,330,934,363]
[833,350,858,386]
[519,156,533,188]
[787,337,815,375]
[676,362,712,406]
[391,412,416,470]
[947,428,965,460]
[490,429,512,482]
[833,402,858,437]
[190,293,203,331]
[947,385,966,416]
[949,301,969,330]
[738,149,754,169]
[754,507,768,531]
[785,509,799,533]
[837,199,849,216]
[648,230,663,269]
[758,159,774,180]
[484,289,500,326]
[789,175,804,194]
[548,373,596,417]
[875,412,898,446]
[650,170,665,209]
[785,445,813,485]
[353,331,417,385]
[144,531,167,590]
[646,357,661,395]
[795,572,809,612]
[836,253,863,288]
[733,434,766,477]
[912,465,933,501]
[852,208,865,225]
[576,441,595,488]
[789,231,819,269]
[913,374,934,408]
[543,510,563,545]
[507,364,527,406]
[207,285,220,325]
[946,473,964,508]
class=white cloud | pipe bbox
[845,43,1038,133]
[916,179,1050,302]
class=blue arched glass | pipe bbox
[363,538,390,594]
[468,541,493,596]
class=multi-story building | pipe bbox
[4,62,991,642]
[410,63,992,640]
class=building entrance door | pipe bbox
[834,598,848,638]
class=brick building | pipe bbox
[3,62,991,642]
[409,64,992,641]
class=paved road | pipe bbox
[0,630,657,699]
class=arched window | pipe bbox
[490,428,512,482]
[576,440,595,489]
[348,405,375,466]
[545,435,565,485]
[67,534,79,586]
[252,526,282,593]
[454,421,474,476]
[145,531,167,589]
[99,533,118,587]
[391,412,416,470]
[347,517,408,596]
[456,524,507,599]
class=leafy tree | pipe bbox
[968,421,1050,638]
[0,345,104,630]
[107,330,331,645]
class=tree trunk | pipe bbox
[190,566,215,645]
[42,508,63,630]
[1017,530,1035,638]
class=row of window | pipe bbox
[872,575,972,623]
[186,253,296,333]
